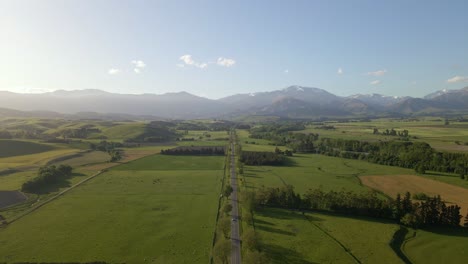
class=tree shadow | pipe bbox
[243,172,262,178]
[254,218,274,226]
[261,243,318,264]
[256,207,325,222]
[421,226,468,238]
[283,157,299,167]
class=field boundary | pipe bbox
[2,150,162,227]
[4,169,105,226]
[303,213,362,264]
[209,143,230,264]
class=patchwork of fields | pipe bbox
[0,154,224,263]
[0,118,467,264]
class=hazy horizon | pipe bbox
[1,0,468,99]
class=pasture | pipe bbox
[403,227,468,264]
[0,154,224,263]
[253,207,402,264]
[297,118,468,153]
[242,153,415,194]
[0,140,54,158]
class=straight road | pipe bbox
[230,140,241,264]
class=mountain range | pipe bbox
[1,86,468,120]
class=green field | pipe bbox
[242,153,415,194]
[296,119,468,153]
[0,148,80,170]
[253,208,402,264]
[403,228,468,264]
[0,154,224,263]
[0,140,54,158]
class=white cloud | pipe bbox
[284,69,289,74]
[217,57,236,67]
[179,54,208,69]
[367,69,387,76]
[337,67,343,75]
[179,55,195,65]
[131,60,146,68]
[447,75,468,83]
[370,80,381,85]
[134,68,141,74]
[108,68,120,75]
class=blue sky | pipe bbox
[1,0,467,99]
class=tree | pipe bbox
[244,250,269,264]
[464,212,468,228]
[213,238,230,264]
[218,217,231,238]
[108,149,122,162]
[222,204,232,215]
[400,213,420,228]
[415,163,426,174]
[242,229,260,251]
[223,185,233,197]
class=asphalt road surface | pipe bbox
[230,141,241,264]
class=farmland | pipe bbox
[0,140,54,158]
[0,154,225,263]
[0,117,467,264]
[403,227,468,264]
[360,175,468,215]
[241,153,415,194]
[253,208,402,264]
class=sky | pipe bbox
[1,0,468,99]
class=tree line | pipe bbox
[240,151,286,166]
[253,185,462,228]
[21,165,73,193]
[316,139,468,178]
[161,146,225,156]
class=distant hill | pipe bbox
[1,86,468,119]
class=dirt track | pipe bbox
[360,175,468,216]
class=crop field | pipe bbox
[403,227,468,264]
[0,154,224,263]
[242,153,415,194]
[253,207,402,264]
[360,175,468,216]
[0,140,54,158]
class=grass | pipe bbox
[242,153,415,194]
[52,150,110,167]
[0,154,224,263]
[114,154,225,171]
[253,207,402,264]
[0,148,80,170]
[403,227,468,264]
[297,118,468,153]
[0,140,54,158]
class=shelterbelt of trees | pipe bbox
[21,165,73,193]
[248,124,468,178]
[252,185,463,228]
[161,146,225,155]
[240,151,287,166]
